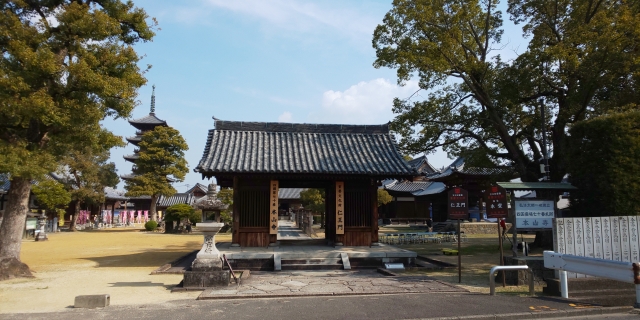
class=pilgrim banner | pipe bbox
[269,180,279,235]
[335,181,344,235]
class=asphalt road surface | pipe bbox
[0,292,634,320]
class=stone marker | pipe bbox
[384,263,405,270]
[274,253,282,271]
[183,222,230,287]
[340,252,351,270]
[74,294,110,308]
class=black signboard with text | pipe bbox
[485,185,508,219]
[448,187,469,220]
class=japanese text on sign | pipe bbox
[514,200,554,229]
[485,185,508,218]
[447,187,468,220]
[336,181,344,235]
[269,180,279,234]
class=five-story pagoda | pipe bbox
[121,85,168,212]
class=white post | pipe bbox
[560,270,568,299]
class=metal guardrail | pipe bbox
[543,251,640,307]
[222,254,239,286]
[489,265,535,296]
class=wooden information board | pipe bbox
[485,185,508,218]
[269,180,279,235]
[447,187,468,220]
[336,181,344,235]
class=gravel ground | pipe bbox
[0,229,231,313]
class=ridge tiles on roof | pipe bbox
[215,120,389,134]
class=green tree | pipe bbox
[31,179,71,212]
[373,0,640,182]
[217,188,233,226]
[300,189,325,214]
[0,0,154,280]
[163,203,195,230]
[125,126,189,221]
[567,111,640,216]
[377,189,393,207]
[57,144,122,231]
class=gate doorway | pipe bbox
[194,120,415,247]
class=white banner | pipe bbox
[553,215,640,278]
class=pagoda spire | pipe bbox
[150,85,156,114]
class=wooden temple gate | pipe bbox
[195,121,414,247]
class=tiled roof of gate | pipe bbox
[279,188,305,199]
[0,174,9,193]
[186,183,208,195]
[157,193,195,208]
[195,120,415,177]
[383,180,447,196]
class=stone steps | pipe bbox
[281,258,344,270]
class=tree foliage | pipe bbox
[300,188,325,214]
[31,179,71,211]
[567,111,640,216]
[217,187,233,226]
[0,0,155,279]
[163,203,199,228]
[373,0,640,182]
[125,126,188,221]
[57,145,121,231]
[377,189,393,207]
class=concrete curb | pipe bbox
[197,289,468,300]
[405,306,634,320]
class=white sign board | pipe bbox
[514,200,555,229]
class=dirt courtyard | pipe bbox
[0,228,232,313]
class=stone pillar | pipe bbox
[183,222,230,287]
[35,213,48,241]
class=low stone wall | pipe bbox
[460,222,511,235]
[503,256,554,286]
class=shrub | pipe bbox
[144,220,158,231]
[568,110,640,216]
[189,211,202,225]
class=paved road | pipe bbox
[0,292,633,320]
[277,221,311,240]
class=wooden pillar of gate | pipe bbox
[371,179,379,244]
[231,176,240,246]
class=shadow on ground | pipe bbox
[82,243,201,268]
[108,281,175,290]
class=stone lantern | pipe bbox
[195,184,228,223]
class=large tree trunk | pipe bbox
[0,177,34,280]
[69,200,80,231]
[150,194,158,221]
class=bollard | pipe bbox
[489,265,534,296]
[74,294,110,308]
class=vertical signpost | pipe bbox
[485,185,509,286]
[448,187,468,283]
[335,181,345,245]
[269,180,279,235]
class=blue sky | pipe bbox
[105,0,527,192]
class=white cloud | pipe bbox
[200,0,377,39]
[278,111,293,122]
[311,78,420,125]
